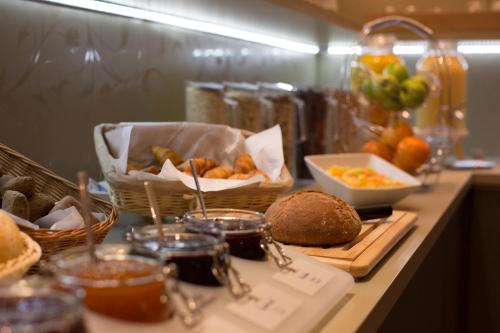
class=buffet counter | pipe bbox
[316,167,500,333]
[103,167,500,333]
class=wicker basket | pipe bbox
[0,232,42,282]
[94,123,293,216]
[0,142,118,264]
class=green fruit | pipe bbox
[399,76,430,109]
[350,65,369,92]
[361,78,375,99]
[383,63,409,83]
[372,74,400,102]
[383,97,404,111]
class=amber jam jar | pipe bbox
[124,224,250,298]
[0,280,85,333]
[184,209,293,270]
[49,244,172,323]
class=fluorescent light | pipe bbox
[328,42,424,56]
[36,0,320,55]
[329,40,500,56]
[275,82,294,91]
[457,40,500,54]
[327,44,361,55]
[393,42,425,55]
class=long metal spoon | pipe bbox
[77,171,99,263]
[189,159,208,220]
[144,181,165,245]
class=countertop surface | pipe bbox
[315,167,500,333]
[104,167,500,333]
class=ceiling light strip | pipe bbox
[36,0,320,55]
[329,40,500,56]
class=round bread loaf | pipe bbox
[0,210,25,263]
[266,191,362,246]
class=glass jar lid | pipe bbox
[125,224,223,256]
[49,244,164,288]
[183,209,266,236]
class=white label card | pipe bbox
[226,283,302,330]
[193,315,249,333]
[273,258,335,296]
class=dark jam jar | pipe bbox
[0,281,86,333]
[124,225,251,298]
[184,209,267,260]
[184,209,294,270]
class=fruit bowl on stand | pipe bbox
[334,16,455,187]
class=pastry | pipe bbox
[266,191,362,246]
[180,158,217,176]
[151,145,183,166]
[0,176,35,198]
[28,193,55,222]
[126,164,143,173]
[142,165,160,174]
[203,166,234,179]
[2,190,30,220]
[228,173,252,180]
[234,153,256,174]
[228,169,269,181]
[0,174,14,188]
[127,164,160,175]
[0,210,24,263]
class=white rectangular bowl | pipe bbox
[305,153,422,207]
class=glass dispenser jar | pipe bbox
[352,33,404,127]
[223,82,263,133]
[416,41,468,136]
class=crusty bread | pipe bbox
[266,191,362,246]
[0,210,25,263]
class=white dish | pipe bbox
[305,153,421,207]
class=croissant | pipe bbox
[141,165,160,174]
[228,169,270,182]
[127,164,160,175]
[204,166,234,179]
[228,173,252,180]
[126,164,143,174]
[234,153,256,174]
[151,145,183,166]
[180,158,218,176]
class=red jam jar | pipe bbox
[49,244,172,323]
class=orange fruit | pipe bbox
[381,121,414,149]
[392,136,431,173]
[361,140,394,161]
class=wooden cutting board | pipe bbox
[287,210,417,278]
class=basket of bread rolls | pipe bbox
[0,142,117,267]
[0,211,41,282]
[94,123,293,216]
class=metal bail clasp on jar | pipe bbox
[259,223,295,271]
[211,243,251,298]
[163,263,202,327]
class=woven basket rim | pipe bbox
[0,232,41,281]
[94,123,294,191]
[0,142,113,210]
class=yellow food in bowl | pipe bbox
[327,166,404,188]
